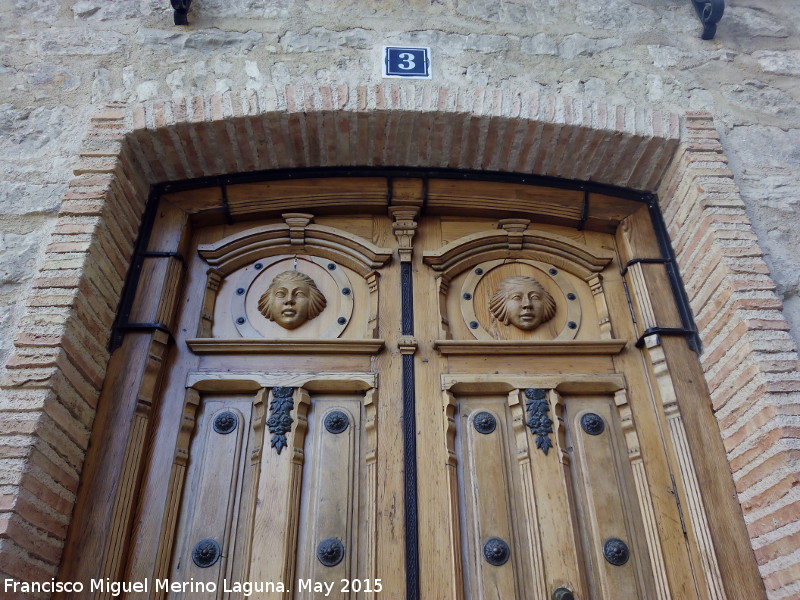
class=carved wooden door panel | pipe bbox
[61,177,752,600]
[412,208,679,600]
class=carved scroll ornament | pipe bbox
[267,387,295,454]
[525,388,554,455]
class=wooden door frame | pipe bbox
[0,90,784,598]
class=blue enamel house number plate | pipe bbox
[383,46,432,79]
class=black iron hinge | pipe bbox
[691,0,725,40]
[171,0,191,25]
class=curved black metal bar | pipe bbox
[691,0,725,40]
[171,0,191,25]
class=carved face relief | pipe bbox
[258,271,327,330]
[489,276,556,331]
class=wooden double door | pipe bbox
[60,176,761,600]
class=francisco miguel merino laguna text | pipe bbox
[5,577,384,597]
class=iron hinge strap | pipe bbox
[116,322,174,341]
[140,250,185,262]
[635,327,698,349]
[620,257,672,277]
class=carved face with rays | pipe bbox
[489,276,556,331]
[258,271,327,330]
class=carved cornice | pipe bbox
[422,226,613,281]
[198,214,392,276]
[433,339,626,355]
[186,338,385,354]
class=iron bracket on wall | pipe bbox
[691,0,724,40]
[620,257,672,277]
[171,0,191,25]
[635,326,698,349]
[115,322,174,342]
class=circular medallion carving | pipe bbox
[213,411,238,434]
[317,538,345,567]
[232,256,354,339]
[580,413,605,436]
[324,411,350,434]
[483,538,510,566]
[473,412,497,434]
[192,538,221,568]
[258,271,327,330]
[489,276,557,331]
[603,538,630,566]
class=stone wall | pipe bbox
[1,1,799,598]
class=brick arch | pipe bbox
[122,86,680,190]
[1,85,797,595]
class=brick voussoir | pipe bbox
[710,363,763,412]
[741,470,800,513]
[11,488,70,539]
[72,274,116,329]
[27,446,79,495]
[57,334,106,396]
[71,293,114,350]
[747,493,800,538]
[734,449,800,495]
[31,415,85,476]
[53,351,101,411]
[730,426,800,473]
[754,531,800,568]
[46,377,95,431]
[763,563,800,592]
[719,387,800,434]
[0,512,64,566]
[39,395,90,452]
[0,538,59,583]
